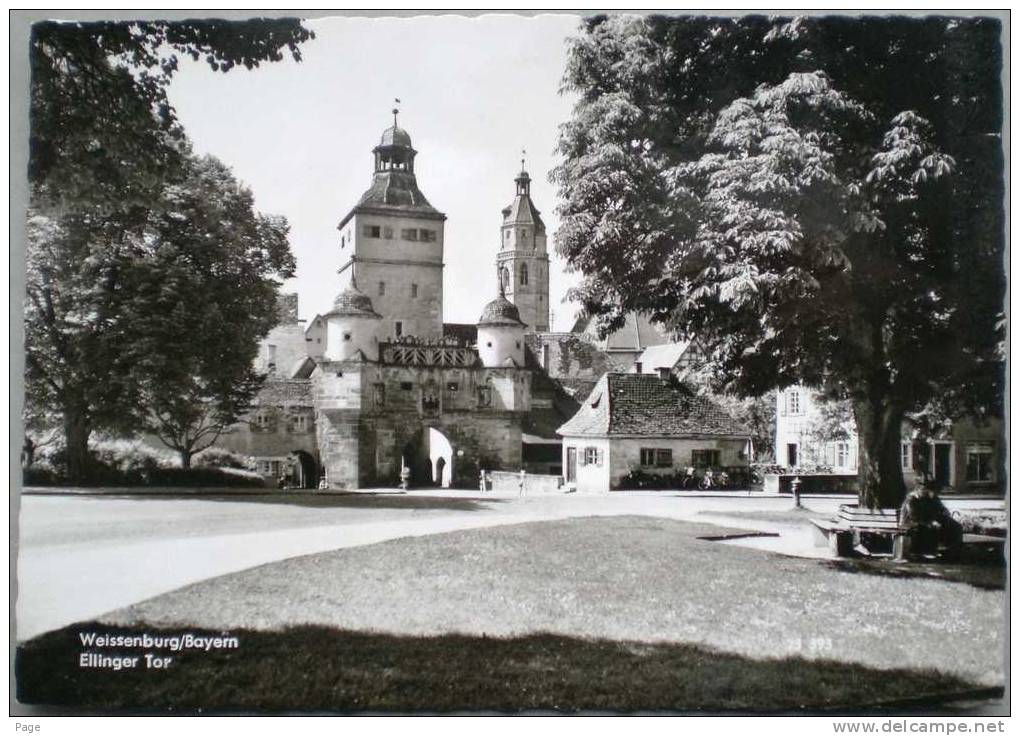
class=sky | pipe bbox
[165,13,585,331]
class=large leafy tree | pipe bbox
[126,155,294,468]
[24,18,312,480]
[554,15,1004,508]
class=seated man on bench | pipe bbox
[898,481,963,562]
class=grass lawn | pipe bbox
[17,516,1005,711]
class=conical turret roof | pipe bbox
[326,280,381,318]
[479,294,526,327]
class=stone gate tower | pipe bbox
[336,111,446,340]
[497,161,550,332]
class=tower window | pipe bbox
[395,321,403,338]
[363,225,381,238]
[411,284,418,298]
[500,267,510,290]
[342,332,351,342]
[520,264,529,286]
[420,229,436,242]
[378,282,386,296]
[401,228,419,242]
[383,226,393,239]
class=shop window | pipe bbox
[966,442,995,482]
[692,449,720,468]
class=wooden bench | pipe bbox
[812,517,1005,560]
[811,518,905,557]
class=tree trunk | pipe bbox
[853,397,906,510]
[180,448,192,469]
[63,411,92,483]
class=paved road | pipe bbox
[13,490,999,641]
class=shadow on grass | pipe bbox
[822,557,1006,591]
[16,622,999,714]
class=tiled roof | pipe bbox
[479,295,525,326]
[338,171,445,228]
[326,281,380,318]
[501,193,546,230]
[255,380,313,406]
[557,373,750,438]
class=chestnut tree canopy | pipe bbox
[553,15,1004,507]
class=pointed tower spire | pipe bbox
[497,152,549,332]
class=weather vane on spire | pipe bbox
[393,98,401,127]
[521,147,527,172]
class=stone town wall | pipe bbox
[487,471,563,493]
[525,333,610,382]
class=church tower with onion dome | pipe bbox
[496,155,550,332]
[336,107,446,341]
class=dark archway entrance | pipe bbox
[290,450,318,489]
[400,427,454,488]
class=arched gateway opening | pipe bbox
[400,427,454,488]
[290,450,318,489]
